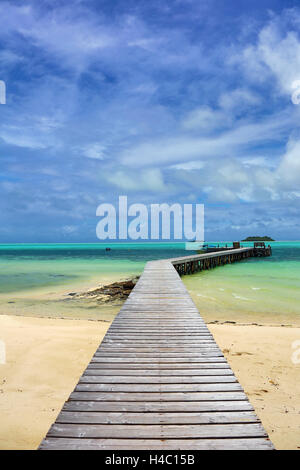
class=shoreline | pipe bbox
[0,274,137,322]
[1,271,300,327]
[1,310,300,328]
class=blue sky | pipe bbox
[1,0,300,241]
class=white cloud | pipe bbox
[170,161,205,170]
[121,109,293,167]
[257,25,300,95]
[181,90,261,135]
[182,106,231,132]
[82,143,106,160]
[278,138,300,186]
[0,49,23,68]
[0,3,116,71]
[0,129,47,149]
[235,12,300,96]
[0,118,63,149]
[242,156,277,168]
[206,187,238,203]
[62,225,78,234]
[217,162,248,186]
[107,168,167,192]
[1,2,300,241]
[219,88,261,111]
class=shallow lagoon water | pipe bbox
[183,242,300,325]
[0,243,189,320]
[0,242,299,324]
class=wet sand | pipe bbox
[0,274,125,322]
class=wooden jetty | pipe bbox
[171,245,271,276]
[39,247,274,450]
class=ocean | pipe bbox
[0,242,299,324]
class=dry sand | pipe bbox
[0,315,300,450]
[0,315,109,450]
[209,324,300,450]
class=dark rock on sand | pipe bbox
[72,277,139,303]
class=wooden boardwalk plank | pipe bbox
[86,363,230,369]
[68,391,248,401]
[39,254,274,450]
[39,437,273,450]
[56,411,259,425]
[47,423,267,439]
[74,383,243,392]
[79,375,237,383]
[84,368,233,375]
[62,400,255,413]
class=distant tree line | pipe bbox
[241,236,274,241]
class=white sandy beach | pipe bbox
[209,324,300,450]
[0,315,299,450]
[0,315,109,450]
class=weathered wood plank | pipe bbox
[84,368,233,376]
[101,340,216,345]
[62,400,254,413]
[90,357,225,363]
[104,334,213,338]
[95,343,220,348]
[104,339,216,343]
[39,253,274,450]
[75,383,243,392]
[39,437,274,450]
[107,327,209,330]
[86,363,230,369]
[69,391,248,401]
[100,344,218,348]
[79,375,237,383]
[56,411,259,425]
[95,352,221,357]
[48,423,267,439]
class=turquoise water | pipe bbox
[0,243,190,294]
[183,242,300,324]
[0,242,299,323]
[0,242,192,320]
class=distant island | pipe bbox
[242,236,275,241]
